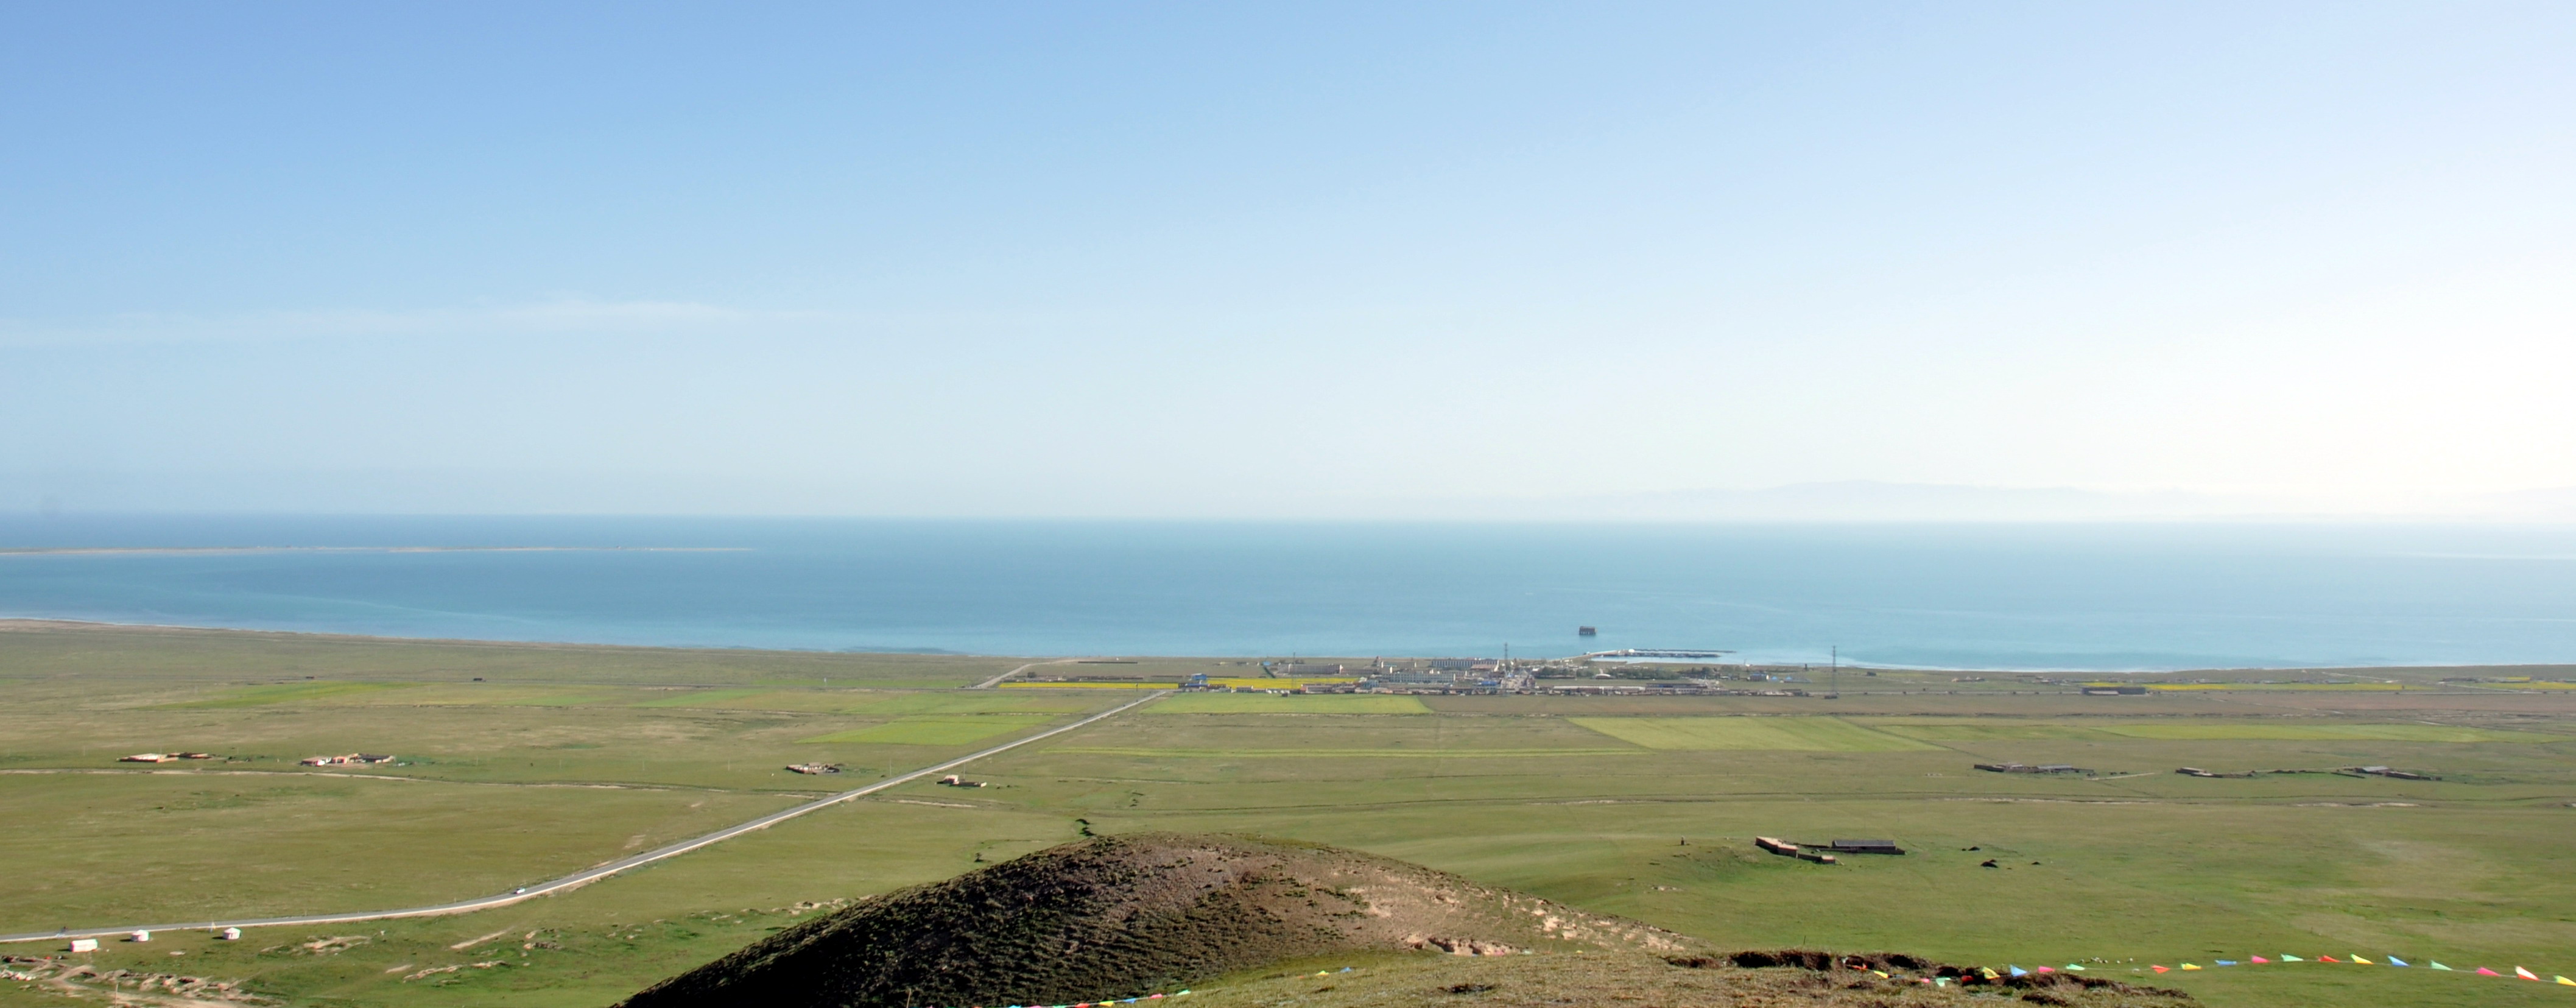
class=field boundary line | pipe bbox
[0,689,1169,945]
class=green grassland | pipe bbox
[2097,723,2554,742]
[5,624,2576,1008]
[1571,715,1941,750]
[1147,693,1430,714]
[796,714,1060,745]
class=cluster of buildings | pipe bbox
[298,753,395,767]
[1185,656,1818,697]
[1755,836,1906,864]
[117,752,215,763]
[1974,761,2094,775]
[2175,764,2438,781]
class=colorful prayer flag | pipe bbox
[2151,965,2169,973]
[2279,955,2301,962]
[2064,964,2086,971]
[2008,966,2028,977]
[2556,976,2574,986]
[2318,956,2340,963]
[2352,956,2373,965]
[2181,964,2203,971]
[2476,968,2501,976]
[2387,957,2408,967]
[2216,960,2236,967]
[2429,962,2451,971]
[2518,967,2540,981]
[2250,956,2270,964]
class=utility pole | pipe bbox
[1830,645,1839,699]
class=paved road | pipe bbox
[0,689,1169,946]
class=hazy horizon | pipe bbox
[7,4,2575,520]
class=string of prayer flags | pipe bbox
[924,948,2576,1006]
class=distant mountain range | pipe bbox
[9,470,2575,521]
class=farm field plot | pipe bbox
[1871,720,2125,741]
[1571,716,1940,751]
[1146,693,1429,714]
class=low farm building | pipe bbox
[1974,762,2089,775]
[1753,836,1835,864]
[300,753,395,767]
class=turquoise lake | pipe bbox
[2,516,2571,669]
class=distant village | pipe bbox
[1188,650,1825,696]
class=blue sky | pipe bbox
[4,2,2572,517]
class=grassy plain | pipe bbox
[1146,693,1429,714]
[4,624,2576,1008]
[1569,715,1940,750]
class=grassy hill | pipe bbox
[615,834,2191,1008]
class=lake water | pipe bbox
[2,516,2572,669]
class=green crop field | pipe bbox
[1570,716,1940,750]
[1873,721,2125,741]
[5,623,2576,1008]
[1146,693,1429,714]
